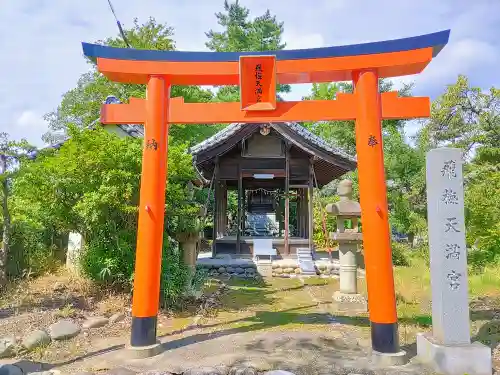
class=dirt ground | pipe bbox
[0,268,499,374]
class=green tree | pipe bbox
[205,0,291,101]
[303,80,427,245]
[43,18,219,146]
[425,74,499,158]
[13,127,201,286]
[302,80,413,155]
[0,134,35,286]
[424,75,500,268]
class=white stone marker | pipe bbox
[426,148,469,344]
[66,231,83,274]
[417,147,492,375]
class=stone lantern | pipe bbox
[326,179,367,312]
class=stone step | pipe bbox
[298,260,317,275]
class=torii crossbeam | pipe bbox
[82,29,450,358]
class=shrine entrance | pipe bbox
[82,29,450,356]
[189,122,356,257]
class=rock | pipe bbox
[0,337,16,358]
[283,268,294,273]
[74,372,95,375]
[47,319,81,340]
[229,367,258,375]
[29,371,62,375]
[0,364,23,375]
[104,368,137,375]
[294,268,301,274]
[318,263,327,270]
[226,267,235,273]
[184,367,222,375]
[82,316,109,329]
[263,372,296,375]
[220,273,231,280]
[22,329,51,350]
[138,372,173,375]
[236,359,271,372]
[218,267,226,273]
[234,267,245,274]
[274,268,283,274]
[109,312,126,324]
[209,269,219,277]
[52,282,66,292]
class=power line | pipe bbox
[106,0,131,48]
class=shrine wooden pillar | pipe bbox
[216,181,226,238]
[221,182,228,236]
[301,187,308,238]
[284,144,290,255]
[308,158,314,250]
[236,163,242,254]
[212,158,220,257]
[296,191,302,237]
[131,76,170,349]
[353,70,399,354]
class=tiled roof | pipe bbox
[189,122,356,163]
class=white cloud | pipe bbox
[16,110,47,130]
[283,32,325,50]
[0,0,498,147]
[15,110,49,146]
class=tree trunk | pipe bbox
[0,155,10,288]
[408,232,415,248]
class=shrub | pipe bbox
[391,241,411,267]
[80,223,136,288]
[159,237,207,309]
[468,225,500,273]
[7,220,62,278]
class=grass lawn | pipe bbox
[196,258,500,351]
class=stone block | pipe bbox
[83,317,109,329]
[332,291,367,313]
[109,312,126,324]
[126,342,163,359]
[370,350,408,367]
[416,332,492,375]
[22,330,51,350]
[0,337,16,358]
[47,319,81,340]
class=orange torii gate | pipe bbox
[82,29,449,357]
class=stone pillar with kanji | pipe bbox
[326,179,367,313]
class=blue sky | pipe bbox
[0,0,499,147]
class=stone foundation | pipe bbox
[196,258,259,279]
[196,257,354,279]
[271,259,340,278]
